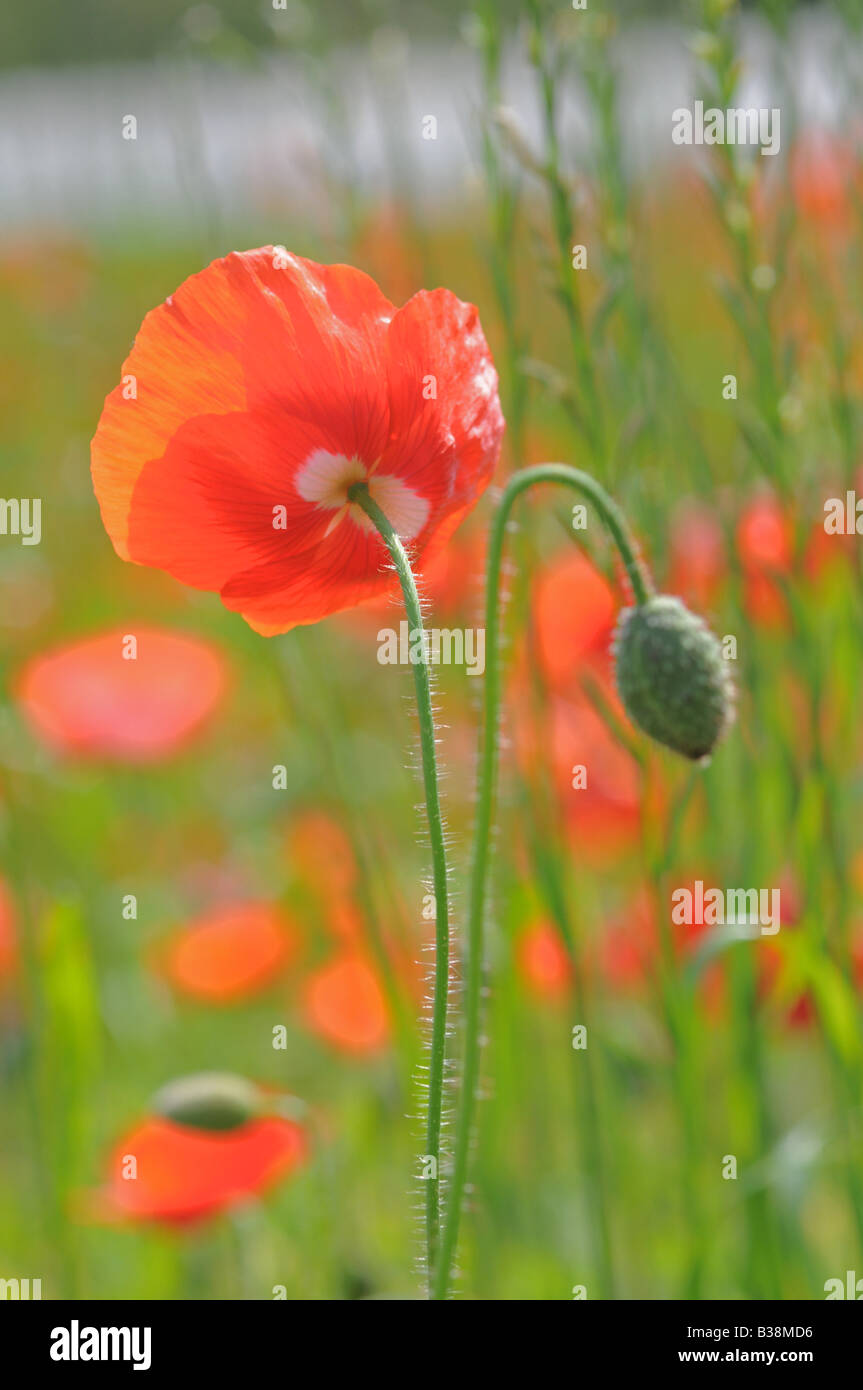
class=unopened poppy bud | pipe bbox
[613,595,734,761]
[151,1073,263,1132]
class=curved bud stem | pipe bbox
[435,463,653,1300]
[348,482,450,1296]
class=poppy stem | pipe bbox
[435,464,652,1300]
[347,482,451,1296]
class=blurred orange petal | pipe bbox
[668,501,727,609]
[517,921,572,1000]
[521,694,642,857]
[737,496,793,628]
[163,902,296,1004]
[0,878,17,982]
[286,811,357,902]
[533,549,617,692]
[15,627,226,762]
[98,1116,307,1225]
[303,952,390,1054]
[790,133,856,231]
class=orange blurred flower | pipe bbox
[161,902,297,1004]
[420,526,486,621]
[0,878,17,983]
[286,810,357,905]
[532,548,617,693]
[516,920,572,1001]
[95,1116,307,1225]
[15,627,226,762]
[303,951,390,1055]
[804,513,857,582]
[524,693,642,858]
[667,501,727,610]
[597,883,724,1013]
[597,892,656,993]
[790,133,857,234]
[736,495,793,627]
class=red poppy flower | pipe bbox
[516,692,642,858]
[516,920,572,1001]
[597,892,656,992]
[804,515,856,582]
[0,878,17,982]
[598,884,724,1014]
[91,249,504,634]
[737,496,793,627]
[15,627,225,762]
[286,810,356,904]
[161,902,297,1004]
[532,549,617,693]
[420,526,486,620]
[667,501,726,610]
[96,1116,307,1225]
[303,951,390,1055]
[790,134,856,232]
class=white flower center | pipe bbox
[295,450,429,540]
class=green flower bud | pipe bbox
[151,1073,263,1133]
[613,595,734,761]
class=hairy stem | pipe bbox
[435,463,652,1299]
[348,483,450,1296]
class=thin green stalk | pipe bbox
[435,463,652,1299]
[347,483,450,1296]
[526,817,616,1297]
[642,763,711,1297]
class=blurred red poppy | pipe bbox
[790,133,856,233]
[303,951,390,1055]
[532,548,617,693]
[286,810,356,904]
[420,526,486,620]
[96,1116,307,1225]
[0,878,17,982]
[753,883,820,1029]
[516,920,572,1000]
[804,514,856,582]
[597,882,723,1011]
[519,693,642,857]
[91,248,504,634]
[667,501,726,610]
[161,902,297,1004]
[15,627,225,762]
[597,892,656,992]
[737,495,793,627]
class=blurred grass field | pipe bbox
[2,0,863,1300]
